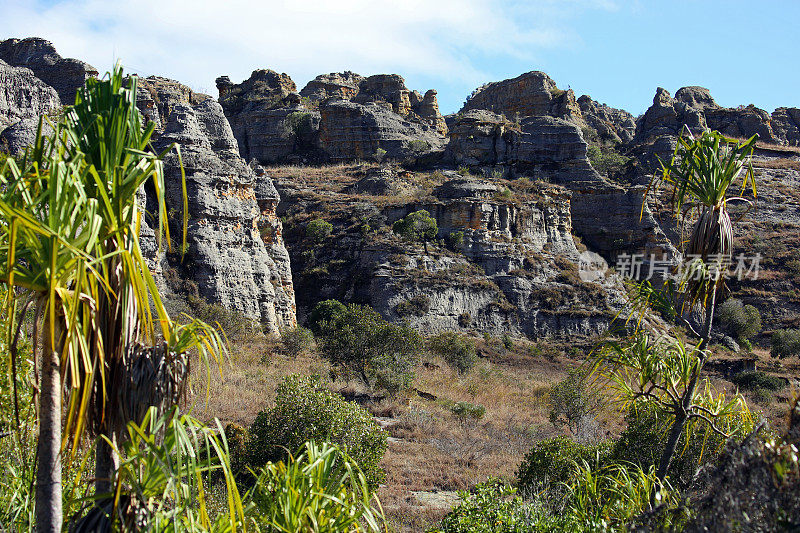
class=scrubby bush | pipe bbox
[772,328,800,358]
[548,368,600,435]
[450,402,486,424]
[501,334,514,350]
[430,332,477,374]
[458,312,472,328]
[395,294,431,317]
[516,437,612,495]
[280,326,315,357]
[318,304,422,392]
[587,143,631,179]
[730,371,786,392]
[408,139,430,154]
[307,299,346,333]
[447,230,465,251]
[717,298,762,342]
[305,218,333,243]
[248,375,387,487]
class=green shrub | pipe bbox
[280,326,315,357]
[730,371,786,392]
[430,478,557,533]
[609,402,751,489]
[307,299,346,333]
[516,437,612,494]
[458,312,472,328]
[501,334,514,350]
[393,210,438,249]
[430,332,478,374]
[548,368,600,435]
[717,298,762,341]
[283,111,314,141]
[224,423,248,478]
[248,375,387,487]
[408,139,430,153]
[447,230,465,251]
[374,147,387,162]
[306,218,333,243]
[450,401,486,423]
[318,304,421,392]
[395,294,431,317]
[772,328,800,358]
[587,143,631,178]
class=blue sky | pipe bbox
[2,0,798,116]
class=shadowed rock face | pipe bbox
[136,76,296,331]
[0,59,61,152]
[0,37,97,105]
[577,95,636,144]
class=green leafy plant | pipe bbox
[429,332,478,374]
[0,65,226,531]
[307,299,346,334]
[246,441,385,532]
[730,371,786,392]
[516,437,612,496]
[280,326,315,357]
[395,294,431,317]
[548,368,601,435]
[247,375,387,488]
[306,218,333,243]
[716,298,762,342]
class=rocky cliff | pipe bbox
[136,76,296,331]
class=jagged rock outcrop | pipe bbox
[446,111,673,258]
[216,70,317,163]
[136,76,296,331]
[635,86,800,146]
[0,37,97,105]
[577,95,636,144]
[299,71,364,101]
[0,59,61,151]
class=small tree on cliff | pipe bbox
[393,210,437,254]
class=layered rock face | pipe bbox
[317,99,446,162]
[446,111,673,258]
[459,70,636,145]
[0,37,97,105]
[276,166,625,338]
[635,86,800,145]
[216,69,449,164]
[137,76,296,331]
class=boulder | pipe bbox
[299,71,364,101]
[577,95,636,143]
[460,71,582,123]
[0,37,97,105]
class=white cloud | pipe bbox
[0,0,616,101]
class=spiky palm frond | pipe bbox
[644,130,757,311]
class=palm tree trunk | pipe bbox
[655,290,718,484]
[94,435,119,496]
[36,315,63,533]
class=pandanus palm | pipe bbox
[643,129,757,482]
[0,65,226,531]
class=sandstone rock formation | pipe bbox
[216,70,317,163]
[0,37,97,105]
[0,59,61,152]
[317,99,446,162]
[137,76,296,331]
[577,95,636,144]
[446,110,673,258]
[635,85,800,146]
